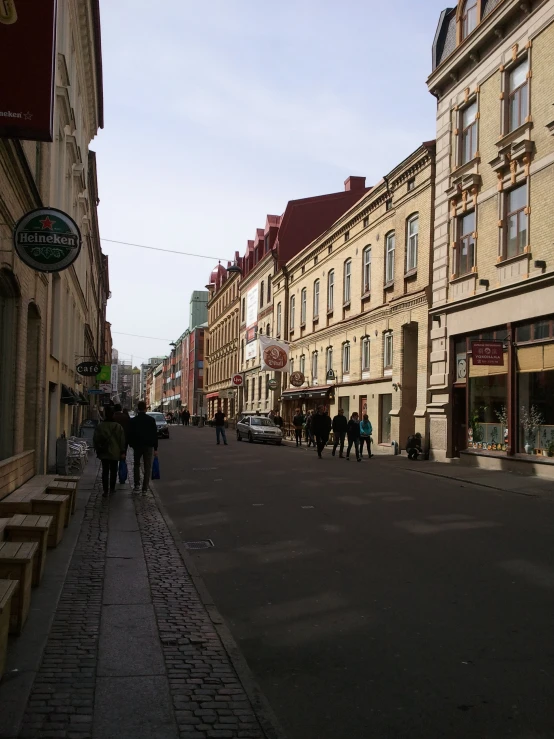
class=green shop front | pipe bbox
[452,317,554,459]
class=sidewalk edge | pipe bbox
[400,462,542,497]
[149,482,289,739]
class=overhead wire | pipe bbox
[101,237,227,262]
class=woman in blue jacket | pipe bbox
[360,414,373,458]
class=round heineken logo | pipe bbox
[13,207,82,273]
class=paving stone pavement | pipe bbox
[16,459,270,739]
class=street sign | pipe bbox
[268,378,278,390]
[471,341,504,366]
[232,374,243,386]
[290,371,305,387]
[13,208,82,272]
[87,389,104,395]
[76,361,101,377]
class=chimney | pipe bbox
[344,176,366,192]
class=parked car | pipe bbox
[236,416,282,445]
[147,412,170,439]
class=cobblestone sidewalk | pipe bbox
[16,461,275,739]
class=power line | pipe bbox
[101,237,227,262]
[112,331,173,341]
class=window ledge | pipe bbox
[361,291,371,301]
[547,120,554,136]
[327,309,334,317]
[450,271,476,284]
[289,329,295,336]
[343,301,351,310]
[496,120,533,150]
[313,316,319,324]
[496,250,530,267]
[384,280,394,290]
[452,156,480,178]
[384,368,393,376]
[300,322,306,329]
[404,269,417,279]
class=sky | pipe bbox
[93,0,449,366]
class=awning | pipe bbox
[281,385,333,401]
[78,392,89,405]
[206,392,220,399]
[61,385,77,405]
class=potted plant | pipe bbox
[519,405,544,454]
[495,405,509,449]
[470,405,487,447]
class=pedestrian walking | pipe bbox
[183,409,190,426]
[406,432,423,460]
[331,408,348,457]
[214,406,228,445]
[273,410,283,428]
[113,403,130,449]
[93,405,127,498]
[128,400,158,493]
[305,411,315,448]
[312,405,332,459]
[346,412,362,462]
[293,408,304,446]
[360,414,373,458]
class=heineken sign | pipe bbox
[13,208,82,272]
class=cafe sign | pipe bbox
[13,208,81,272]
[471,341,504,366]
[76,361,101,377]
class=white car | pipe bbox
[236,416,283,445]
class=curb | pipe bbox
[149,482,289,739]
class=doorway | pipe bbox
[379,394,392,444]
[359,395,367,418]
[452,386,467,457]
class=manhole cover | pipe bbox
[184,539,214,550]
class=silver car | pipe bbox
[236,416,282,445]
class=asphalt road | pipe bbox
[154,425,554,739]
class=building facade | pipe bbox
[427,0,554,465]
[205,262,241,420]
[275,144,435,449]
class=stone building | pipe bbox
[205,260,241,421]
[274,144,435,450]
[427,0,554,469]
[0,0,108,482]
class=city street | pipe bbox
[155,426,554,739]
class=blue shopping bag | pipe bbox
[118,459,128,484]
[152,456,160,480]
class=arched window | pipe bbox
[266,323,270,337]
[326,346,333,374]
[342,343,350,375]
[260,281,264,308]
[406,215,419,272]
[313,280,320,318]
[299,354,306,376]
[460,0,478,40]
[327,270,334,311]
[289,295,295,330]
[267,275,271,302]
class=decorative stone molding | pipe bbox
[490,137,534,187]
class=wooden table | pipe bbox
[0,542,38,634]
[0,579,18,676]
[5,514,53,586]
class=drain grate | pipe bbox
[184,539,214,550]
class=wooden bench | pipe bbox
[0,542,38,634]
[4,515,53,586]
[0,579,18,677]
[0,518,9,540]
[45,481,77,526]
[55,475,79,514]
[0,484,69,548]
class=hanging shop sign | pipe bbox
[13,208,81,272]
[290,372,305,388]
[232,374,243,386]
[471,341,504,366]
[268,378,278,390]
[0,0,58,141]
[259,335,290,373]
[96,365,111,383]
[76,361,101,377]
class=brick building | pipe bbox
[427,0,554,466]
[275,144,435,449]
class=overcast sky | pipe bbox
[94,0,448,366]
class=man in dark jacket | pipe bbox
[312,405,332,459]
[113,403,130,449]
[331,409,348,458]
[293,409,304,447]
[346,412,361,462]
[128,401,158,493]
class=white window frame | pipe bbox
[289,295,295,330]
[327,270,334,312]
[406,215,419,272]
[362,337,370,372]
[326,346,333,373]
[313,280,320,318]
[299,354,306,376]
[342,343,350,375]
[300,288,307,325]
[385,232,395,284]
[312,352,318,383]
[343,260,352,304]
[363,247,371,294]
[384,333,393,371]
[276,302,282,336]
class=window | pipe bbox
[385,232,395,283]
[313,280,320,318]
[508,58,529,132]
[266,323,270,337]
[289,295,295,330]
[461,0,478,40]
[506,183,527,258]
[461,101,478,164]
[363,216,369,228]
[276,302,282,336]
[327,270,334,312]
[342,343,350,374]
[362,337,370,372]
[241,339,244,363]
[290,359,294,375]
[258,376,262,400]
[245,379,249,401]
[264,233,270,253]
[312,352,318,382]
[406,215,419,272]
[314,255,318,266]
[363,247,372,294]
[241,298,245,321]
[407,178,415,192]
[326,346,333,373]
[343,260,352,304]
[384,333,393,370]
[299,355,305,376]
[251,379,255,400]
[267,275,271,302]
[344,231,350,242]
[260,281,264,308]
[457,211,475,275]
[386,199,392,211]
[300,288,307,325]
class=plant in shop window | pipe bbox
[494,405,509,451]
[519,405,544,454]
[468,405,487,448]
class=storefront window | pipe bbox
[518,370,554,455]
[468,374,508,451]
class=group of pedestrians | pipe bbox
[293,406,374,461]
[166,409,191,425]
[93,401,158,497]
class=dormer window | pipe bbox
[460,0,478,41]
